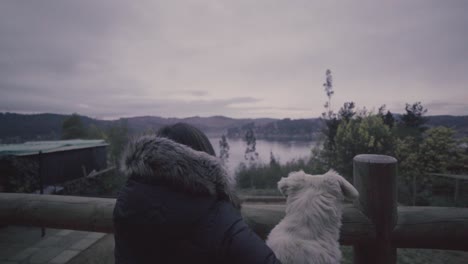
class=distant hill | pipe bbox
[0,112,281,143]
[426,115,468,137]
[1,112,467,143]
[0,112,111,143]
[123,115,277,137]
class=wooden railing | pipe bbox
[1,154,468,264]
[429,172,468,203]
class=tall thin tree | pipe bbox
[219,134,230,165]
[244,127,259,164]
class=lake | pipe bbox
[209,137,318,173]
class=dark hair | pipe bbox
[156,123,216,157]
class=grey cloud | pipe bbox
[1,0,467,119]
[0,92,262,120]
[165,90,210,97]
[187,90,209,97]
[101,96,262,119]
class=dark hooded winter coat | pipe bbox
[113,136,281,264]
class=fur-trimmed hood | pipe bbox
[120,135,240,209]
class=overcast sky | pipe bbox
[1,0,467,119]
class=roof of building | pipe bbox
[0,139,108,156]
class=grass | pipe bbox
[340,246,468,263]
[396,248,468,264]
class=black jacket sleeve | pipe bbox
[199,201,282,264]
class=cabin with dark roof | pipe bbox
[0,139,108,193]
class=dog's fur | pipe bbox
[120,135,241,209]
[266,170,359,264]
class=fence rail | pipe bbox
[429,173,468,203]
[1,154,468,264]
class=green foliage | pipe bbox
[396,102,429,139]
[105,120,129,165]
[0,156,39,193]
[383,111,395,128]
[334,115,395,178]
[338,102,356,122]
[318,69,395,174]
[232,85,465,208]
[420,127,459,172]
[236,143,329,190]
[236,157,326,189]
[61,113,87,139]
[61,113,129,166]
[239,127,260,188]
[269,151,279,167]
[395,136,424,204]
[395,126,465,205]
[315,76,465,206]
[86,124,106,139]
[377,105,395,128]
[401,102,428,128]
[321,117,340,158]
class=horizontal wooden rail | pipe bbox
[243,203,375,244]
[1,192,468,251]
[429,173,468,180]
[0,193,115,233]
[243,204,468,250]
[392,206,468,251]
[241,196,286,203]
[427,173,467,203]
[0,193,373,243]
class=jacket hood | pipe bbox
[120,135,240,209]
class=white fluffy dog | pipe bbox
[266,170,359,264]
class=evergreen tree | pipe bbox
[397,102,428,139]
[320,69,339,165]
[377,105,395,128]
[401,102,428,128]
[322,69,335,120]
[244,127,259,164]
[338,102,356,122]
[61,113,87,139]
[384,111,395,128]
[219,134,230,165]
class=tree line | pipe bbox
[233,70,468,205]
[61,113,129,165]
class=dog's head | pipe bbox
[278,169,359,201]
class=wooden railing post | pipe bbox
[353,154,398,264]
